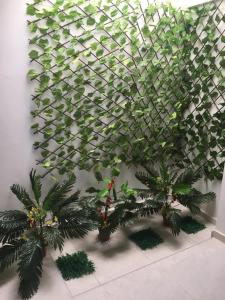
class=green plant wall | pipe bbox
[28,0,225,179]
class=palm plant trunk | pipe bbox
[98,227,111,243]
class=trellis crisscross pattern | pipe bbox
[28,0,225,179]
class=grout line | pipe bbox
[47,253,75,299]
[72,236,213,298]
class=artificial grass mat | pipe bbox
[56,251,95,281]
[129,228,163,250]
[180,216,206,234]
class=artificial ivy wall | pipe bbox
[28,0,225,179]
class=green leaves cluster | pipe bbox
[27,0,225,179]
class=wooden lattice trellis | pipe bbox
[28,0,225,179]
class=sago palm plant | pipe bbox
[135,164,215,235]
[85,178,139,242]
[0,170,93,299]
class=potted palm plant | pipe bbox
[0,170,93,299]
[85,178,139,243]
[135,164,215,235]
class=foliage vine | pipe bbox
[28,0,225,180]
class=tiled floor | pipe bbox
[1,212,225,300]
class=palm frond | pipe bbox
[118,210,138,227]
[139,199,162,217]
[135,171,159,193]
[18,239,43,300]
[176,168,203,185]
[165,208,182,236]
[136,188,153,198]
[58,206,94,239]
[43,176,75,211]
[0,211,29,244]
[173,183,192,195]
[159,163,170,183]
[58,222,93,239]
[177,189,215,214]
[0,239,25,272]
[143,164,159,177]
[52,191,80,214]
[29,169,42,204]
[10,185,34,210]
[42,226,64,252]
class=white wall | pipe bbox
[217,167,225,233]
[0,0,223,219]
[0,0,34,209]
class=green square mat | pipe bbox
[56,251,95,281]
[129,228,163,250]
[180,216,206,234]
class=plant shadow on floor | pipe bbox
[68,230,132,259]
[60,214,208,262]
[122,216,194,250]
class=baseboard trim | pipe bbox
[211,230,225,243]
[199,209,216,225]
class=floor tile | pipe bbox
[73,286,110,300]
[76,263,194,300]
[152,238,225,300]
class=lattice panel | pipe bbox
[27,0,225,179]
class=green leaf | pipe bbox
[169,112,177,120]
[121,182,136,197]
[112,167,120,177]
[84,4,96,14]
[98,188,109,198]
[111,9,118,17]
[26,5,36,16]
[66,48,75,56]
[27,69,38,80]
[42,161,51,168]
[100,15,108,23]
[46,18,55,27]
[29,50,39,60]
[94,171,103,182]
[29,23,38,33]
[87,17,95,26]
[96,48,104,57]
[220,59,225,68]
[42,98,50,106]
[221,36,225,43]
[142,25,150,37]
[173,183,192,195]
